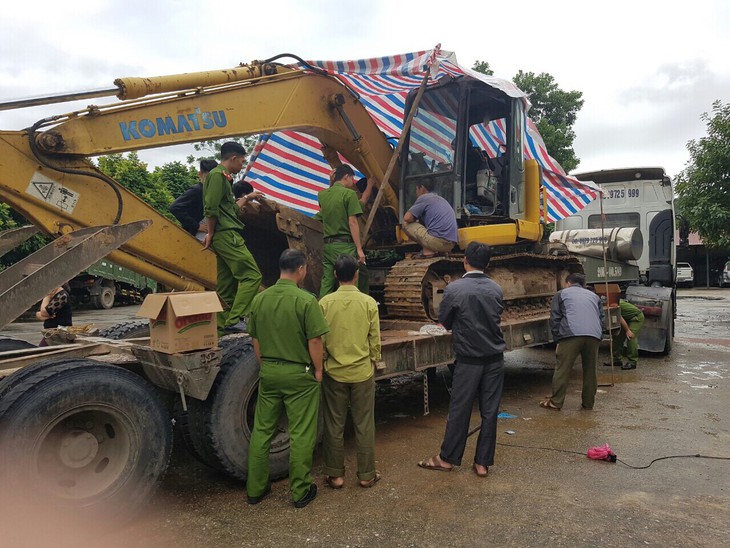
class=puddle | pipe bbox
[676,359,725,389]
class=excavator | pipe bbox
[0,54,587,516]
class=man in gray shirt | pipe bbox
[402,179,458,258]
[418,242,505,477]
[541,273,604,411]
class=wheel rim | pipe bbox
[33,406,135,502]
[243,384,290,454]
[100,288,115,309]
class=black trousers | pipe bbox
[439,359,504,467]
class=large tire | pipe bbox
[179,337,290,481]
[0,359,172,520]
[0,357,82,402]
[173,335,260,468]
[97,320,149,340]
[92,286,116,310]
[0,336,36,352]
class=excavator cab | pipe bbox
[400,77,527,230]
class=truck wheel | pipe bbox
[0,360,172,520]
[173,336,249,467]
[0,357,81,402]
[97,320,149,340]
[181,338,289,481]
[94,286,115,310]
[0,336,36,352]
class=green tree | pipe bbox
[472,61,494,76]
[153,161,199,199]
[0,202,17,231]
[0,206,50,270]
[472,62,584,172]
[513,71,583,172]
[186,136,259,165]
[96,152,174,219]
[675,100,730,248]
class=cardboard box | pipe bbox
[137,292,223,354]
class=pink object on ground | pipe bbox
[587,444,616,461]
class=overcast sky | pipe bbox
[2,0,728,179]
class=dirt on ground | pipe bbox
[2,289,729,547]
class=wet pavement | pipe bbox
[2,290,729,546]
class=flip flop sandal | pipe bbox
[417,456,453,472]
[472,464,489,477]
[359,472,382,488]
[325,476,344,489]
[539,400,561,411]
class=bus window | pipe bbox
[588,212,640,229]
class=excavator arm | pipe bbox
[0,65,400,291]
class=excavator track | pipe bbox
[384,253,582,322]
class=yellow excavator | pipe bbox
[0,55,585,517]
[0,56,573,326]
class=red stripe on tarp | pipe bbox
[254,162,328,194]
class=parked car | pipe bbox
[718,261,730,288]
[676,262,694,287]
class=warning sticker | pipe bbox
[26,172,79,214]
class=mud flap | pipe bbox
[626,285,673,353]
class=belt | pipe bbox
[262,358,310,367]
[323,236,352,244]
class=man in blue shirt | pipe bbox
[541,273,604,411]
[402,180,458,258]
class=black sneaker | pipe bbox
[293,484,317,508]
[621,362,637,370]
[603,361,623,367]
[247,483,271,505]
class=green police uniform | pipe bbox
[316,182,368,296]
[613,299,645,366]
[246,279,330,503]
[203,165,262,334]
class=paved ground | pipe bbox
[2,289,729,547]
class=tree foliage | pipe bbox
[152,161,199,199]
[471,61,494,76]
[472,62,584,172]
[0,207,50,270]
[96,152,175,219]
[675,101,730,248]
[186,136,259,165]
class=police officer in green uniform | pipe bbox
[316,164,369,297]
[607,299,645,370]
[202,142,262,336]
[246,249,330,508]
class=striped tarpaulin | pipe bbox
[243,48,599,223]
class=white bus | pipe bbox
[556,167,675,288]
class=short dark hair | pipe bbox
[232,180,254,199]
[332,164,354,183]
[200,159,217,173]
[464,241,491,270]
[220,141,246,161]
[417,179,435,192]
[279,248,307,273]
[566,272,586,287]
[334,254,359,282]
